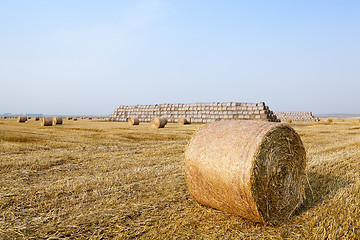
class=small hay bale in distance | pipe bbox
[17,116,27,123]
[41,117,53,126]
[73,117,78,121]
[34,117,40,121]
[150,117,167,129]
[178,117,191,125]
[128,117,139,126]
[52,117,63,125]
[184,120,306,225]
[284,118,292,124]
[324,118,333,125]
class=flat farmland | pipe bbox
[0,118,359,239]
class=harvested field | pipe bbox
[0,118,359,239]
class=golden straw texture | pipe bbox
[184,120,306,225]
[41,117,53,126]
[150,117,167,129]
[128,117,140,126]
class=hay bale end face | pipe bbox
[128,117,140,126]
[17,116,27,123]
[150,117,167,129]
[52,117,63,125]
[41,117,53,126]
[184,120,306,225]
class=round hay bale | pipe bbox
[150,117,167,129]
[178,117,191,125]
[34,117,40,121]
[324,119,333,125]
[17,116,27,123]
[284,118,292,124]
[311,118,317,122]
[52,117,63,125]
[184,120,306,225]
[128,117,140,126]
[73,117,78,121]
[41,117,53,126]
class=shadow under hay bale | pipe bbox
[184,120,306,225]
[294,172,353,216]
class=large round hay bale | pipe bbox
[52,117,63,125]
[184,120,306,225]
[41,117,53,126]
[128,117,140,126]
[17,116,27,123]
[150,117,167,129]
[178,117,191,125]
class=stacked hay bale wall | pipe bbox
[109,102,279,123]
[274,112,315,122]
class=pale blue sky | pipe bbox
[1,1,359,115]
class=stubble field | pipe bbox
[0,118,359,239]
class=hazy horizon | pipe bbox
[1,1,359,116]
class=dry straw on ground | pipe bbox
[41,117,53,126]
[1,119,359,239]
[150,117,167,129]
[52,117,63,125]
[184,120,306,225]
[128,117,140,126]
[17,116,27,123]
[178,117,191,125]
